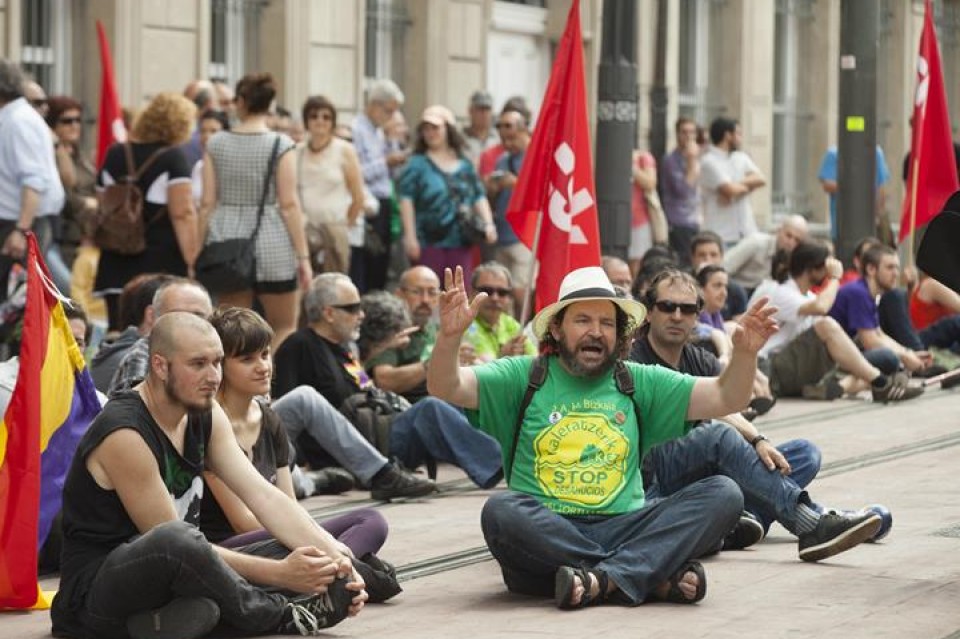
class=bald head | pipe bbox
[149,312,219,360]
[152,281,213,319]
[399,266,439,290]
[777,215,808,253]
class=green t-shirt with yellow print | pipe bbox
[468,356,695,516]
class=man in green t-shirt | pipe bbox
[464,262,537,363]
[365,266,440,402]
[427,265,782,608]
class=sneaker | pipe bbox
[355,552,403,603]
[801,373,843,400]
[872,371,924,404]
[126,597,220,639]
[305,467,356,495]
[722,511,765,550]
[798,511,881,562]
[278,577,353,635]
[370,463,436,501]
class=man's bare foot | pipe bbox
[650,562,707,604]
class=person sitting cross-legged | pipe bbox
[629,269,876,550]
[51,313,367,639]
[428,266,883,611]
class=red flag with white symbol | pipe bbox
[900,0,958,242]
[95,20,127,169]
[505,0,601,312]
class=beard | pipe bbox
[165,368,216,413]
[557,334,617,378]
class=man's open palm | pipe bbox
[439,266,485,338]
[731,296,779,355]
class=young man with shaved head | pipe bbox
[52,313,367,639]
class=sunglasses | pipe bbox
[29,98,48,108]
[331,302,363,314]
[654,300,700,316]
[58,117,82,125]
[476,286,512,298]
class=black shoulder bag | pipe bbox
[196,135,281,294]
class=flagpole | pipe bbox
[519,209,545,327]
[907,157,920,268]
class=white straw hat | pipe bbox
[531,267,647,339]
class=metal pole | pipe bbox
[836,0,879,266]
[595,0,638,260]
[649,0,669,163]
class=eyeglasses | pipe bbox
[309,112,333,121]
[331,302,363,314]
[401,286,440,298]
[58,117,82,125]
[653,300,700,316]
[476,286,512,298]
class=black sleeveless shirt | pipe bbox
[51,392,212,636]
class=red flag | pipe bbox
[900,0,959,242]
[505,0,600,311]
[95,20,127,169]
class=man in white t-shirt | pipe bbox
[758,240,921,403]
[700,118,765,246]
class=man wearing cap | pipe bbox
[427,266,882,610]
[462,90,497,167]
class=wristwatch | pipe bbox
[749,434,769,448]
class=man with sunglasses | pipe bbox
[466,262,536,363]
[273,273,503,491]
[0,60,64,302]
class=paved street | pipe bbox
[8,387,960,639]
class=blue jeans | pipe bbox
[480,477,742,604]
[919,315,960,352]
[389,397,503,488]
[273,385,389,483]
[645,423,811,536]
[878,288,924,351]
[73,521,288,638]
[863,347,901,375]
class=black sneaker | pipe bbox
[278,577,353,635]
[370,463,436,501]
[722,511,765,550]
[126,597,220,639]
[872,371,924,404]
[305,467,356,495]
[798,511,881,562]
[354,552,403,603]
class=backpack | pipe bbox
[507,356,640,484]
[94,144,168,255]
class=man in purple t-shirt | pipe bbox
[660,117,702,266]
[829,244,931,374]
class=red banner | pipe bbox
[900,0,959,241]
[505,0,601,311]
[95,20,127,169]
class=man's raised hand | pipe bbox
[440,266,485,338]
[731,296,779,355]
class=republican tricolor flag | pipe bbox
[0,235,101,609]
[506,0,601,312]
[900,0,959,243]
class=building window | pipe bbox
[20,0,71,93]
[676,0,725,127]
[771,0,816,220]
[365,0,411,87]
[209,0,266,85]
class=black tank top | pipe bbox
[51,391,212,636]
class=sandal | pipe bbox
[554,566,608,610]
[657,561,707,604]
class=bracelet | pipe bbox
[749,434,769,448]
